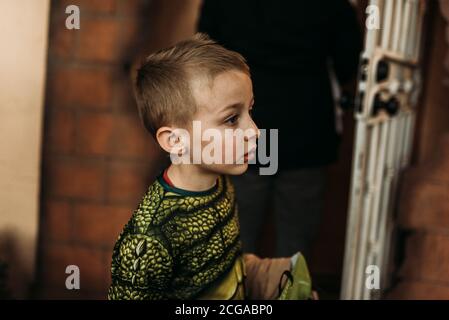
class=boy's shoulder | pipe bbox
[116,173,236,239]
[117,173,233,235]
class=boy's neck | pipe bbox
[166,164,219,192]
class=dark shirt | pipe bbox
[198,0,362,170]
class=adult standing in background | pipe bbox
[198,0,362,258]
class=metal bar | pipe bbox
[391,0,404,52]
[341,120,369,299]
[381,0,394,50]
[379,113,407,289]
[353,124,379,299]
[400,0,412,56]
[365,0,382,56]
[377,117,398,289]
[364,120,389,299]
[341,0,423,300]
[406,1,418,59]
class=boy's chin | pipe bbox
[205,163,249,176]
[226,163,250,175]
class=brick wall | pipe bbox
[388,135,449,299]
[37,0,168,299]
[386,2,449,299]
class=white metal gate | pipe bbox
[341,0,426,300]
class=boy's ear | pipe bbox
[156,126,190,157]
[156,126,176,154]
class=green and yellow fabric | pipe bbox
[108,174,244,300]
[278,252,312,300]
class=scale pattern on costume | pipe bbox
[108,174,242,300]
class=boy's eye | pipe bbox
[225,114,239,125]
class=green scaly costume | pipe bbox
[108,171,312,300]
[108,173,245,299]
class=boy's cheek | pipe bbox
[196,134,247,165]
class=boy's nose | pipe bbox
[252,118,260,138]
[244,124,260,142]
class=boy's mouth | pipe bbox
[242,146,257,162]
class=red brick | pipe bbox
[107,162,150,204]
[114,75,138,114]
[77,113,115,156]
[433,155,449,183]
[399,176,449,230]
[429,160,449,184]
[400,233,449,283]
[118,0,151,17]
[73,203,131,247]
[113,114,153,159]
[49,66,113,109]
[48,160,105,200]
[76,18,121,62]
[41,243,110,293]
[439,134,449,163]
[387,280,449,299]
[113,22,145,76]
[48,16,76,59]
[46,109,75,154]
[119,17,149,54]
[406,158,449,184]
[120,18,141,45]
[42,200,72,242]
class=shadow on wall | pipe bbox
[0,229,34,299]
[34,0,195,299]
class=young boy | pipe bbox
[108,33,313,300]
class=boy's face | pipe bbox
[182,69,259,175]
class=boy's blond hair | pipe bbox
[134,33,250,137]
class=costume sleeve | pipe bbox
[108,233,173,300]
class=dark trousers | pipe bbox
[231,167,326,259]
